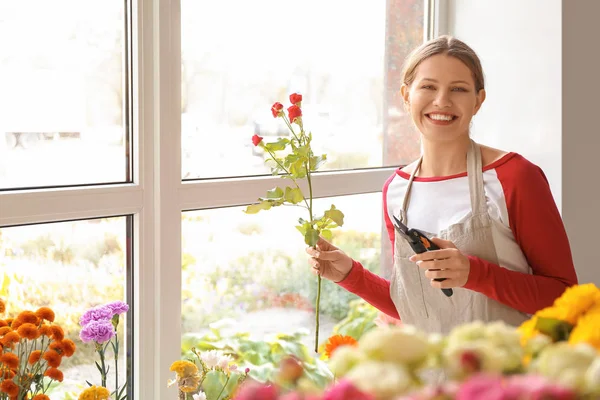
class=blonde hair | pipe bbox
[401,35,485,92]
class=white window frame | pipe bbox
[0,1,438,398]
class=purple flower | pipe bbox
[79,319,116,344]
[79,305,113,327]
[105,301,129,316]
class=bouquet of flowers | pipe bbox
[0,297,76,400]
[244,93,345,352]
[168,348,249,400]
[226,283,600,400]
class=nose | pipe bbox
[433,90,452,108]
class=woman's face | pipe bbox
[401,54,485,143]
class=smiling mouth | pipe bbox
[425,113,458,122]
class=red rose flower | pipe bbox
[252,134,263,146]
[289,93,302,105]
[271,102,284,118]
[287,105,302,123]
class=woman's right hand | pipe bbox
[305,237,353,283]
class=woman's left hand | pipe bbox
[409,237,470,289]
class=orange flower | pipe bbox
[50,325,65,341]
[44,367,64,382]
[0,331,20,349]
[32,395,51,400]
[38,324,52,337]
[0,326,11,335]
[42,350,62,368]
[35,307,55,323]
[0,352,19,369]
[0,299,5,314]
[29,350,42,365]
[49,340,64,354]
[60,338,77,357]
[324,334,358,359]
[0,320,7,327]
[13,311,39,328]
[0,379,19,396]
[17,323,40,340]
[1,369,15,380]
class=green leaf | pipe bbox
[535,317,574,342]
[284,187,305,204]
[310,155,327,171]
[320,229,332,241]
[264,138,290,152]
[243,201,272,214]
[324,205,344,227]
[289,159,307,179]
[304,226,320,247]
[296,145,311,157]
[266,187,284,199]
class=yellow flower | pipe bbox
[569,311,600,350]
[553,283,600,322]
[518,318,540,346]
[536,305,580,325]
[169,360,198,377]
[78,386,111,400]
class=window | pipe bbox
[0,0,428,398]
[0,217,132,398]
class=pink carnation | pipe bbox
[323,379,374,400]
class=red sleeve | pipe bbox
[337,260,400,319]
[464,154,578,314]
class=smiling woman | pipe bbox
[306,35,579,335]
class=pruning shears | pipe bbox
[392,215,454,297]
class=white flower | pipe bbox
[200,350,223,369]
[358,325,430,367]
[345,360,414,398]
[193,392,207,400]
[217,354,234,369]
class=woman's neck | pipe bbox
[418,136,471,177]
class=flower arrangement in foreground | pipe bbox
[223,283,600,400]
[77,301,130,400]
[168,348,249,400]
[0,297,76,399]
[244,93,345,352]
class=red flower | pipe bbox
[271,102,284,118]
[287,105,302,123]
[252,134,263,146]
[289,93,302,105]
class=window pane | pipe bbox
[0,1,130,189]
[181,193,387,363]
[0,217,132,398]
[181,0,423,180]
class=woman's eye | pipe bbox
[452,87,468,92]
[421,85,434,90]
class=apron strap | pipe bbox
[467,139,487,215]
[399,156,422,224]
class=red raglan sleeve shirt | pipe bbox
[336,154,578,320]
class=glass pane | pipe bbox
[0,1,130,189]
[181,194,388,364]
[181,0,424,179]
[0,217,132,398]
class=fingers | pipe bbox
[410,248,457,262]
[429,237,457,249]
[423,267,459,280]
[429,278,459,289]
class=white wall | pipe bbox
[447,0,563,209]
[446,0,600,285]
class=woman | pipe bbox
[306,35,578,334]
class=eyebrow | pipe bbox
[421,78,471,85]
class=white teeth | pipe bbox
[428,114,454,121]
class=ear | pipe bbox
[474,88,486,115]
[400,83,410,108]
